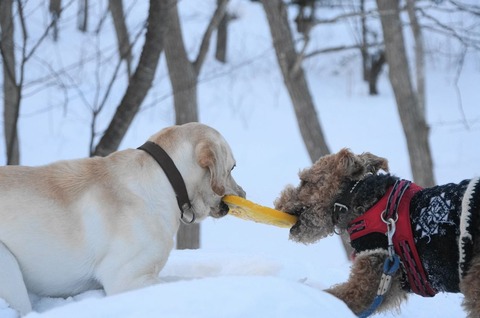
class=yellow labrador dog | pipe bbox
[0,122,245,315]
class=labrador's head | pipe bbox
[152,123,246,222]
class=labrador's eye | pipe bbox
[231,164,236,172]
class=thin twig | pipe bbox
[453,47,470,130]
[193,0,229,74]
[304,42,383,60]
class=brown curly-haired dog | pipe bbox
[275,148,480,317]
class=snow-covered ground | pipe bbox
[1,1,479,317]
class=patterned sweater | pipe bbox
[410,177,480,292]
[350,177,480,294]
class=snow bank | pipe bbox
[25,276,354,318]
[7,250,355,318]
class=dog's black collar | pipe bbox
[332,181,357,225]
[138,141,195,224]
[332,173,373,225]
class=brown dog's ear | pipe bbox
[359,152,389,174]
[335,148,365,179]
[196,141,226,196]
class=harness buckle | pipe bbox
[333,202,349,213]
[333,203,349,231]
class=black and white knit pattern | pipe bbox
[410,179,469,292]
[350,176,480,293]
[459,177,480,281]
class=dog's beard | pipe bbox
[275,185,336,243]
[289,207,335,244]
[291,205,310,216]
[274,186,303,215]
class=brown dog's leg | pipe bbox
[325,249,406,315]
[460,255,480,317]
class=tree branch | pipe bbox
[304,42,383,59]
[312,7,379,26]
[109,0,133,77]
[418,7,480,50]
[290,34,310,78]
[93,0,170,157]
[193,0,228,74]
[453,47,469,130]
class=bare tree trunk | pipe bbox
[368,51,385,95]
[406,0,426,115]
[109,0,133,77]
[260,0,329,163]
[164,3,199,248]
[163,0,228,250]
[359,0,385,95]
[164,2,198,125]
[261,0,355,258]
[176,223,200,250]
[49,0,61,41]
[77,0,88,32]
[93,0,168,157]
[376,0,435,187]
[360,0,368,81]
[215,0,228,63]
[0,0,20,165]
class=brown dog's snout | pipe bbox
[274,185,298,213]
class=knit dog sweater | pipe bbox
[350,177,480,294]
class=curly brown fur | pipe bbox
[326,249,406,315]
[274,148,389,243]
[276,148,480,317]
[460,254,480,317]
[275,149,402,314]
[460,217,480,318]
[460,180,480,317]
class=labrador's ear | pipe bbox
[196,141,226,196]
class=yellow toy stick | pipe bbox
[222,195,297,228]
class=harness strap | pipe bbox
[348,180,437,297]
[384,180,411,221]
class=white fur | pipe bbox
[0,123,245,315]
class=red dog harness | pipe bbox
[347,180,437,297]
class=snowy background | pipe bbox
[1,0,479,317]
